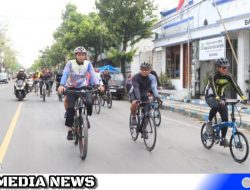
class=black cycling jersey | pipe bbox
[132,73,152,100]
[205,72,244,98]
[101,73,111,86]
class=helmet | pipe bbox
[19,68,25,72]
[140,62,152,69]
[215,58,230,67]
[74,46,87,54]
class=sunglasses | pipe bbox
[141,69,150,72]
[220,66,228,70]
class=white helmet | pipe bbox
[74,46,87,54]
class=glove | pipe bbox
[241,96,248,104]
[215,96,220,102]
[156,97,163,104]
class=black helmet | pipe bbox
[215,58,230,67]
[140,62,152,69]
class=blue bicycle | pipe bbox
[201,99,249,163]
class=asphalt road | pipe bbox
[0,81,250,173]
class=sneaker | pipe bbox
[67,130,73,140]
[206,121,213,135]
[131,116,137,125]
[220,138,230,147]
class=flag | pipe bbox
[177,0,186,11]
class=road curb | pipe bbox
[161,102,250,130]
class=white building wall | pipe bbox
[238,30,250,97]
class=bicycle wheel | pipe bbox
[142,115,157,151]
[107,91,112,109]
[42,85,46,102]
[154,108,161,127]
[129,113,139,141]
[78,114,88,160]
[47,83,51,97]
[200,123,214,149]
[230,131,249,163]
[93,94,101,114]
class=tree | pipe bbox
[96,0,157,75]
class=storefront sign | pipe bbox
[199,36,225,61]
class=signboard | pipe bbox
[199,36,225,61]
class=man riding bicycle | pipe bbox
[129,62,162,126]
[58,46,100,140]
[205,58,248,147]
[39,67,50,98]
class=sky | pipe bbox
[0,0,179,68]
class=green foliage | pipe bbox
[159,72,175,90]
[107,47,136,67]
[96,0,157,74]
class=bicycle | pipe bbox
[151,101,162,127]
[91,86,101,114]
[41,80,50,102]
[66,88,90,160]
[129,101,157,151]
[101,85,112,109]
[200,99,249,163]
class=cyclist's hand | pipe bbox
[98,85,105,92]
[156,97,163,105]
[215,96,220,102]
[58,85,65,94]
[241,100,248,104]
[241,96,248,104]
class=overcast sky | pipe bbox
[0,0,179,68]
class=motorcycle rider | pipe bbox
[14,68,28,93]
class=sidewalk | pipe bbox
[160,98,250,129]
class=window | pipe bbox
[166,45,180,79]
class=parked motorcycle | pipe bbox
[14,79,27,101]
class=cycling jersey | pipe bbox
[60,59,96,88]
[101,73,111,86]
[131,73,159,100]
[205,72,244,98]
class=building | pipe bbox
[151,0,250,100]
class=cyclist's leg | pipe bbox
[83,91,93,116]
[218,104,229,145]
[206,96,219,134]
[63,95,68,118]
[39,80,44,96]
[65,93,77,140]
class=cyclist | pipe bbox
[58,46,98,140]
[39,67,50,98]
[93,68,104,91]
[129,62,162,126]
[32,70,41,93]
[205,58,248,146]
[46,68,54,92]
[101,69,115,87]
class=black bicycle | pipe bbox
[129,101,157,151]
[41,80,51,102]
[201,99,249,163]
[151,101,161,127]
[101,85,112,109]
[66,88,90,160]
[91,86,101,114]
